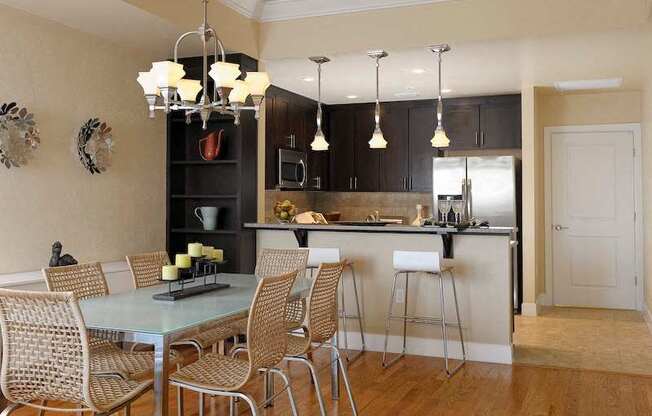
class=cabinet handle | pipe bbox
[475,131,479,146]
[410,176,413,190]
[354,176,358,190]
[349,177,353,190]
[480,131,485,147]
[403,177,407,191]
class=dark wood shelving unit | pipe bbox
[166,53,258,274]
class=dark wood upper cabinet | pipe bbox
[480,97,522,149]
[380,106,409,192]
[444,103,481,150]
[408,106,438,192]
[353,106,380,192]
[328,109,355,191]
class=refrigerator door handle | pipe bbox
[466,178,473,219]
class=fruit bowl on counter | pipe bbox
[274,200,298,223]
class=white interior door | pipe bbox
[551,129,636,309]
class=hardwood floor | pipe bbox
[13,350,652,415]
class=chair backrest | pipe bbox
[42,263,115,348]
[255,248,308,280]
[392,251,441,273]
[246,270,298,373]
[0,289,95,411]
[126,251,170,289]
[307,261,346,343]
[306,248,341,268]
[42,262,108,300]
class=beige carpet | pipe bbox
[513,306,652,375]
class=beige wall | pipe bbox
[524,90,643,305]
[0,5,166,273]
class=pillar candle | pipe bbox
[175,254,191,268]
[161,265,179,281]
[188,242,203,258]
[212,248,224,262]
[202,245,214,256]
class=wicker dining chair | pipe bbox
[282,261,359,416]
[126,251,171,289]
[0,289,152,415]
[170,271,300,416]
[42,263,183,379]
[252,248,309,332]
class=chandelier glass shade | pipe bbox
[136,0,271,129]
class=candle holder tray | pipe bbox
[153,257,230,301]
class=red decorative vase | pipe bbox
[199,130,224,160]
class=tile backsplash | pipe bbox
[264,190,432,224]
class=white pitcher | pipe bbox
[194,206,219,230]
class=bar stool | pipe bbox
[382,250,466,377]
[306,247,366,362]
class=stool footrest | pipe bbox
[387,315,463,327]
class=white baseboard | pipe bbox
[521,302,540,317]
[0,261,131,291]
[337,330,512,365]
[643,304,652,335]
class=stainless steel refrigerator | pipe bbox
[433,156,522,313]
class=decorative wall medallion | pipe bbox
[75,118,113,174]
[0,102,41,169]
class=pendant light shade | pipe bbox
[309,56,330,151]
[244,72,271,96]
[368,50,388,149]
[429,44,451,148]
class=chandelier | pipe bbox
[309,56,330,151]
[136,0,271,130]
[367,50,388,149]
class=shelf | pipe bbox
[170,160,238,166]
[171,228,238,235]
[171,194,238,199]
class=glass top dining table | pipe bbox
[79,273,328,416]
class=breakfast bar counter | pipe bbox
[245,222,516,364]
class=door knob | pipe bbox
[554,225,569,231]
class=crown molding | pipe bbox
[219,0,451,22]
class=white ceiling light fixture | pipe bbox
[309,56,331,151]
[302,76,315,82]
[429,44,451,148]
[136,0,271,130]
[368,50,389,149]
[346,95,359,99]
[553,78,623,92]
[411,68,426,74]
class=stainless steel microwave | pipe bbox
[278,148,307,189]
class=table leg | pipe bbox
[331,332,340,400]
[153,335,170,416]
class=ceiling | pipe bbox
[265,29,644,105]
[222,0,449,22]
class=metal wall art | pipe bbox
[75,118,114,174]
[0,102,41,169]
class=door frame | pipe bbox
[542,123,644,310]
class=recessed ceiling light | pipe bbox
[553,78,623,92]
[346,95,358,99]
[441,88,453,94]
[301,76,315,82]
[411,68,426,74]
[395,91,420,98]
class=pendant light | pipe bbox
[309,56,330,151]
[368,50,388,149]
[429,44,451,148]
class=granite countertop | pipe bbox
[244,222,516,236]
